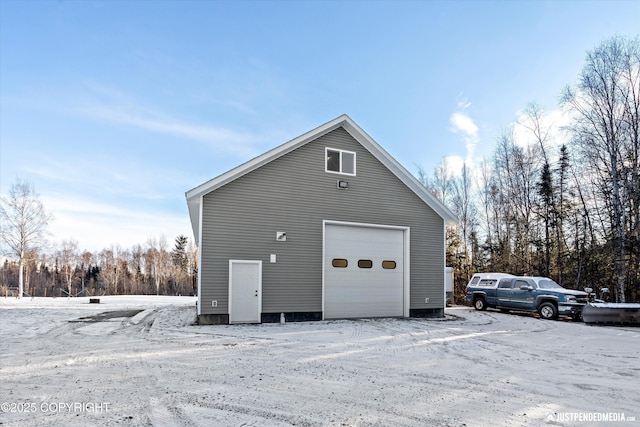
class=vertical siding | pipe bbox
[200,127,444,315]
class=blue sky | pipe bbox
[1,0,638,252]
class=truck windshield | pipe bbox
[537,279,563,289]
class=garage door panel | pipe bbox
[325,270,403,286]
[324,224,405,319]
[325,287,403,318]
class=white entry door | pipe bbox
[229,260,262,323]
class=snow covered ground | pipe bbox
[1,296,638,426]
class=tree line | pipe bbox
[0,179,197,298]
[0,232,197,298]
[422,35,639,303]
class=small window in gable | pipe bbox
[326,148,356,176]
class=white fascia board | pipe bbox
[187,198,200,245]
[197,195,203,315]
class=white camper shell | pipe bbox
[466,272,515,289]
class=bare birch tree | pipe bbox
[450,163,478,298]
[58,239,79,297]
[562,35,640,302]
[98,245,121,295]
[0,179,52,298]
[147,236,169,295]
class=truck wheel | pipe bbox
[538,302,558,320]
[474,298,487,311]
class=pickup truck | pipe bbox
[465,273,589,320]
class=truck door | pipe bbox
[496,278,513,305]
[510,279,535,309]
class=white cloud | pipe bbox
[449,111,480,169]
[21,152,190,203]
[443,155,465,177]
[456,96,472,110]
[21,160,80,185]
[450,112,479,138]
[41,194,192,252]
[76,83,264,158]
[84,105,260,158]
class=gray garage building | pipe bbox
[186,115,457,324]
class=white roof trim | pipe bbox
[186,114,458,244]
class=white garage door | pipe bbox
[324,223,405,319]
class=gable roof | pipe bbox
[186,114,458,245]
